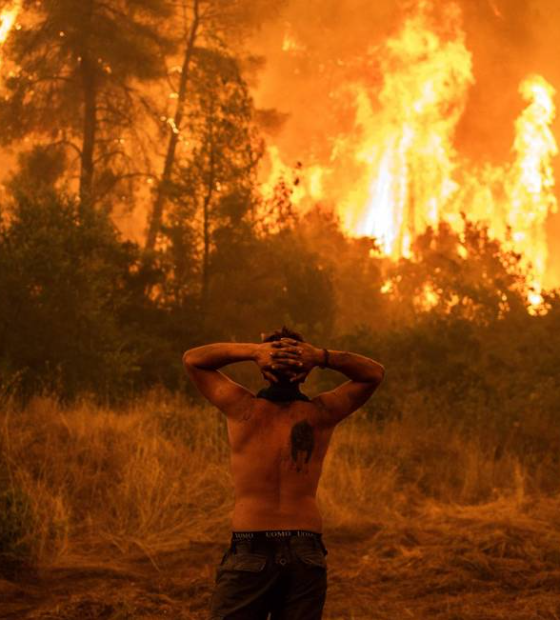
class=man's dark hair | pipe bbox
[262,326,305,344]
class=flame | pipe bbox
[282,31,305,54]
[261,145,325,205]
[508,77,557,282]
[418,283,439,311]
[262,1,559,308]
[454,75,557,311]
[0,2,20,47]
[0,1,20,80]
[341,1,473,259]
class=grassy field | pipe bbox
[1,393,560,619]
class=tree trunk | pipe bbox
[201,141,216,308]
[145,0,200,251]
[78,0,97,209]
[80,52,97,209]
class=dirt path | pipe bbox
[2,518,560,620]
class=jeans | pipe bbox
[209,533,328,619]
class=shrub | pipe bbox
[0,190,139,404]
[0,483,35,577]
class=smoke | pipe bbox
[458,0,560,157]
[251,0,560,160]
[249,0,403,161]
[248,0,560,286]
[461,0,560,283]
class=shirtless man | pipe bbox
[182,327,385,620]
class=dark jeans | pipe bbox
[209,532,328,620]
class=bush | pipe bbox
[0,190,140,404]
[0,484,35,577]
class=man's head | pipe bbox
[260,326,307,385]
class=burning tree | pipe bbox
[144,0,284,251]
[0,0,173,207]
[261,0,559,307]
[160,49,263,307]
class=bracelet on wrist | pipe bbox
[319,348,330,369]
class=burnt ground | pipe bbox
[2,514,560,620]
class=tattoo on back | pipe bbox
[290,420,315,473]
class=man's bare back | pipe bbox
[228,397,336,532]
[182,328,385,533]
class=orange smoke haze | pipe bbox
[250,0,560,289]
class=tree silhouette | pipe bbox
[145,0,283,251]
[0,0,172,207]
[385,218,529,325]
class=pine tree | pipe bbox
[161,47,263,308]
[145,0,283,251]
[0,0,173,207]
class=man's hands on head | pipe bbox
[277,339,323,382]
[258,338,323,383]
[254,340,303,383]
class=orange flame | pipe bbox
[262,1,558,305]
[508,77,557,292]
[341,1,473,259]
[0,2,20,48]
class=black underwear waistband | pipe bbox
[232,529,322,542]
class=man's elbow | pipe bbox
[371,363,385,386]
[182,350,196,371]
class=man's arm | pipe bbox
[314,350,385,425]
[277,338,385,426]
[182,344,257,417]
[182,341,295,417]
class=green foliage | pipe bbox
[298,206,388,334]
[1,153,556,422]
[206,225,336,343]
[333,304,560,476]
[0,189,139,403]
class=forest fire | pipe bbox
[4,3,560,619]
[264,1,558,303]
[0,2,19,49]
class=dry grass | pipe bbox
[1,392,234,564]
[1,393,560,619]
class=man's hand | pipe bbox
[273,338,323,383]
[254,341,304,383]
